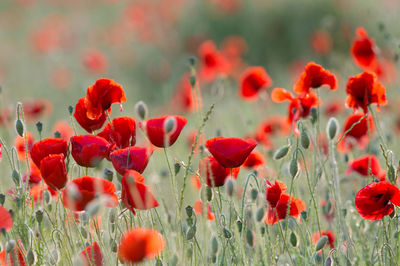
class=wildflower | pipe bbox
[30,138,68,167]
[110,146,153,175]
[198,156,240,187]
[347,154,386,181]
[294,62,337,95]
[97,117,136,149]
[74,97,107,133]
[40,153,68,190]
[239,66,272,101]
[145,115,187,148]
[70,135,110,167]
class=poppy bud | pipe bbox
[43,190,51,205]
[27,249,36,266]
[36,121,43,134]
[226,178,234,197]
[310,108,317,124]
[68,105,74,115]
[256,207,265,222]
[15,119,24,137]
[5,239,15,253]
[185,206,193,218]
[223,228,232,239]
[188,56,197,67]
[324,256,332,266]
[0,194,5,206]
[36,210,43,224]
[164,116,177,135]
[135,101,148,121]
[236,220,243,233]
[273,146,290,160]
[289,156,299,178]
[174,163,181,175]
[260,226,266,235]
[301,210,308,221]
[211,236,218,254]
[326,117,339,140]
[315,235,328,251]
[246,229,255,247]
[11,170,20,186]
[290,232,298,247]
[103,168,114,182]
[186,225,196,240]
[189,76,196,87]
[201,186,213,202]
[300,128,310,149]
[250,188,258,201]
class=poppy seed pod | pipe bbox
[300,127,310,149]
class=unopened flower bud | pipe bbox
[273,146,290,160]
[164,116,177,134]
[15,119,24,137]
[315,235,328,251]
[135,101,148,120]
[326,117,339,140]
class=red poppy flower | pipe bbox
[145,115,187,148]
[347,154,386,181]
[0,206,12,232]
[265,193,306,225]
[83,49,108,74]
[70,135,110,167]
[265,179,287,208]
[85,78,126,120]
[52,120,74,141]
[198,156,240,187]
[355,181,400,220]
[337,113,373,153]
[171,74,196,113]
[62,176,118,212]
[254,116,290,147]
[345,71,387,113]
[110,146,153,175]
[194,200,215,221]
[242,151,265,169]
[205,137,257,168]
[294,62,337,95]
[14,132,34,161]
[312,230,335,249]
[351,27,378,70]
[22,99,52,121]
[239,66,272,101]
[97,117,136,149]
[198,40,229,82]
[79,241,104,266]
[310,30,333,56]
[0,240,26,266]
[121,170,158,215]
[30,138,68,167]
[74,97,108,133]
[118,228,165,264]
[40,153,68,190]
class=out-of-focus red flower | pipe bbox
[312,230,335,249]
[310,30,333,56]
[207,0,241,14]
[70,135,111,168]
[221,35,247,77]
[40,153,68,190]
[324,99,345,117]
[198,156,240,187]
[83,49,108,74]
[186,130,203,152]
[14,132,34,161]
[0,240,26,266]
[145,115,187,148]
[194,199,215,221]
[0,206,12,232]
[239,66,272,101]
[205,137,257,168]
[254,116,290,148]
[198,41,229,82]
[265,179,287,208]
[351,27,378,70]
[22,99,52,121]
[294,62,337,95]
[52,120,74,141]
[242,151,265,169]
[0,107,12,127]
[355,181,400,220]
[118,228,165,264]
[24,162,42,186]
[110,146,153,175]
[85,78,126,120]
[121,170,159,215]
[347,155,386,181]
[31,14,66,54]
[191,175,202,191]
[337,113,373,153]
[265,193,306,225]
[50,66,72,91]
[345,71,387,113]
[79,241,104,266]
[171,74,196,113]
[62,176,118,212]
[97,117,136,149]
[30,138,68,167]
[74,97,108,133]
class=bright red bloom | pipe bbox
[97,117,136,149]
[110,146,153,175]
[22,99,52,121]
[79,241,104,266]
[74,97,107,133]
[265,179,287,208]
[0,206,12,232]
[198,41,229,82]
[85,78,126,120]
[30,138,68,167]
[312,230,335,249]
[205,137,257,168]
[242,151,265,169]
[337,113,373,153]
[118,228,165,264]
[198,156,240,187]
[265,193,306,225]
[347,154,386,181]
[14,132,34,161]
[62,176,118,212]
[40,153,68,190]
[70,135,110,167]
[351,27,378,70]
[194,200,215,221]
[239,66,272,101]
[145,115,187,148]
[294,62,337,95]
[345,71,387,113]
[355,181,400,220]
[121,170,159,215]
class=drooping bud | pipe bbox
[273,146,290,160]
[290,232,298,247]
[246,229,255,247]
[289,156,299,178]
[211,236,218,254]
[15,119,24,137]
[11,170,20,186]
[35,210,43,224]
[174,163,181,175]
[135,101,148,121]
[300,127,310,149]
[315,235,328,251]
[256,207,265,222]
[226,178,234,197]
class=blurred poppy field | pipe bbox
[1,0,400,265]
